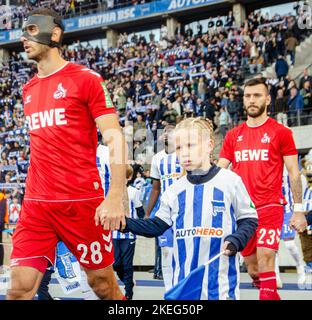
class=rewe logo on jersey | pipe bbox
[53,83,67,99]
[261,133,271,143]
[176,227,223,239]
[235,149,269,162]
[25,108,67,131]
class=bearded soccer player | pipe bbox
[7,9,127,300]
[218,78,307,300]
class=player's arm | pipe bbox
[217,158,231,169]
[223,176,258,256]
[123,216,170,237]
[217,130,233,169]
[146,155,161,217]
[95,114,127,230]
[146,179,161,218]
[284,155,307,233]
[122,191,173,236]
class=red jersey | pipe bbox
[219,117,297,208]
[23,62,115,201]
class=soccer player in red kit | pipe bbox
[218,78,307,300]
[7,9,128,300]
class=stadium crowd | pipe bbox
[0,6,312,261]
[2,0,151,30]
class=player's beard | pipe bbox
[27,43,50,62]
[245,103,267,118]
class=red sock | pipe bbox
[252,277,260,289]
[259,271,281,300]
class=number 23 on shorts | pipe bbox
[257,228,281,249]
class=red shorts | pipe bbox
[241,205,283,257]
[10,198,114,272]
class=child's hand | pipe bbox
[221,241,237,256]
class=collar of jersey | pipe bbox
[37,61,70,79]
[186,165,221,185]
[246,116,270,128]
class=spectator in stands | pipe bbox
[171,95,182,118]
[276,25,286,57]
[227,93,240,128]
[219,106,230,141]
[202,97,216,123]
[216,15,223,33]
[288,87,304,127]
[249,42,259,62]
[197,76,207,101]
[185,25,193,40]
[275,55,289,80]
[160,24,168,40]
[196,22,203,36]
[300,80,312,125]
[299,68,312,89]
[275,88,288,126]
[225,10,235,27]
[162,101,178,124]
[285,33,299,66]
[133,114,146,142]
[207,17,215,37]
[241,41,250,68]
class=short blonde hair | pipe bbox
[175,117,215,145]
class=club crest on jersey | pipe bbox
[53,83,67,99]
[59,253,77,279]
[261,133,271,144]
[211,201,226,216]
[237,135,243,142]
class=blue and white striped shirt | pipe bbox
[96,144,110,197]
[150,150,183,194]
[150,150,184,247]
[96,144,142,239]
[112,185,142,240]
[303,177,312,212]
[282,168,293,213]
[155,168,257,300]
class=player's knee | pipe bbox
[6,281,37,300]
[257,250,275,271]
[88,274,115,299]
[247,265,258,279]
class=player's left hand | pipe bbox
[221,241,237,256]
[95,191,126,231]
[290,212,307,233]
